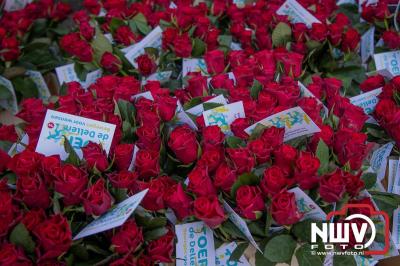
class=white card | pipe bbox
[73,189,148,240]
[142,71,172,85]
[182,58,207,77]
[298,81,328,116]
[216,242,250,266]
[186,95,228,116]
[350,88,382,115]
[103,33,114,44]
[175,221,216,266]
[387,158,399,193]
[203,101,245,135]
[276,0,321,28]
[55,64,102,89]
[125,26,163,67]
[361,27,375,63]
[176,109,198,131]
[353,255,378,266]
[3,0,31,11]
[8,134,29,157]
[230,42,242,51]
[374,51,400,76]
[26,70,51,99]
[392,207,400,249]
[289,187,326,221]
[393,160,400,195]
[370,142,394,181]
[0,76,18,114]
[131,91,154,101]
[127,145,139,171]
[35,110,116,160]
[223,200,262,253]
[245,106,321,141]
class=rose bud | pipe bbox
[173,32,192,58]
[108,170,138,189]
[273,144,298,175]
[0,124,18,142]
[204,49,226,75]
[227,147,255,174]
[164,183,193,220]
[16,173,51,209]
[100,52,122,73]
[194,195,226,228]
[230,118,250,139]
[341,28,360,52]
[271,190,303,226]
[134,149,160,179]
[202,125,225,150]
[308,125,334,152]
[319,169,346,203]
[136,54,157,76]
[114,25,136,46]
[136,125,161,151]
[260,166,288,197]
[214,162,237,193]
[343,171,364,198]
[294,152,320,190]
[22,209,46,232]
[309,23,327,42]
[34,214,72,260]
[113,143,134,171]
[338,104,368,132]
[137,176,174,211]
[360,75,385,92]
[0,243,31,265]
[146,229,174,263]
[168,125,199,165]
[155,96,177,122]
[248,139,272,165]
[54,164,88,205]
[79,21,95,41]
[7,150,42,176]
[383,30,400,49]
[0,188,20,238]
[81,179,113,216]
[236,185,264,220]
[188,166,217,197]
[111,219,143,254]
[82,142,109,172]
[0,150,11,173]
[260,126,285,148]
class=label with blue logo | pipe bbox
[216,242,250,266]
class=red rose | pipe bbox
[111,219,143,254]
[113,143,134,171]
[134,149,160,179]
[162,27,178,50]
[231,118,250,139]
[82,142,109,172]
[81,179,113,216]
[297,97,323,126]
[275,51,304,78]
[260,166,288,197]
[0,124,18,142]
[360,75,385,92]
[100,52,121,73]
[273,144,298,175]
[79,21,95,41]
[338,104,368,132]
[138,176,174,211]
[22,209,46,232]
[294,152,320,190]
[210,74,235,90]
[174,32,192,57]
[187,73,208,97]
[0,37,20,61]
[194,196,226,228]
[248,139,271,164]
[204,49,226,75]
[197,148,222,173]
[383,30,400,49]
[155,96,177,122]
[136,125,161,151]
[328,23,344,46]
[108,170,138,189]
[0,149,11,173]
[34,214,72,260]
[309,125,334,152]
[292,23,308,42]
[54,164,88,206]
[227,147,255,174]
[214,162,237,193]
[114,26,136,46]
[236,185,264,220]
[343,171,364,198]
[0,243,31,266]
[83,0,101,14]
[40,155,61,184]
[0,189,20,237]
[136,54,157,76]
[16,174,51,209]
[309,23,327,42]
[188,166,217,197]
[202,125,225,150]
[7,150,42,176]
[164,183,193,220]
[319,169,346,203]
[260,126,284,148]
[270,190,302,226]
[341,28,360,52]
[146,229,174,263]
[168,125,199,165]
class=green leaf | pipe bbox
[272,22,292,47]
[369,191,400,219]
[226,136,245,148]
[333,254,356,266]
[264,234,296,263]
[9,223,35,254]
[12,76,39,99]
[250,79,263,100]
[256,250,276,266]
[117,99,136,125]
[296,244,323,266]
[132,13,150,35]
[91,27,113,63]
[0,140,13,152]
[229,242,249,262]
[135,212,167,229]
[0,83,14,100]
[63,136,80,166]
[292,219,320,243]
[218,35,232,48]
[316,140,329,175]
[74,63,88,81]
[362,172,377,190]
[109,18,125,33]
[231,172,260,198]
[144,227,168,241]
[203,102,224,111]
[249,124,268,140]
[192,38,206,57]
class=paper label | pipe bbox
[276,0,321,28]
[35,110,116,160]
[289,187,326,221]
[350,88,382,115]
[125,26,163,67]
[203,101,245,135]
[26,70,51,99]
[298,81,328,116]
[182,58,207,77]
[245,106,321,141]
[216,242,250,266]
[223,200,262,253]
[392,207,400,249]
[374,51,400,76]
[73,189,148,240]
[3,0,31,11]
[361,27,375,63]
[55,64,102,89]
[131,91,154,101]
[0,76,18,114]
[143,71,173,85]
[370,142,394,181]
[127,145,139,171]
[8,134,29,157]
[353,255,378,266]
[175,221,216,266]
[392,160,400,195]
[230,42,242,51]
[387,158,398,193]
[186,95,228,116]
[104,33,114,44]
